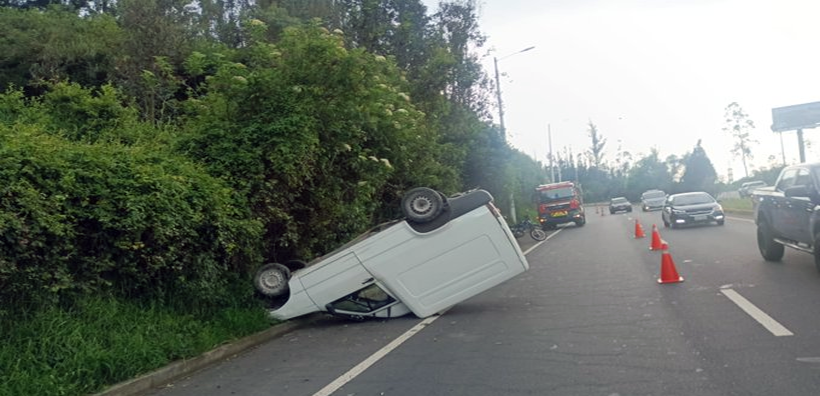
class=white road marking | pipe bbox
[312,315,441,396]
[720,289,793,336]
[315,229,552,394]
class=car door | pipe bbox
[298,252,376,311]
[784,168,814,243]
[771,169,797,238]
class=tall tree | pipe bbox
[587,120,606,169]
[722,102,757,178]
[679,139,717,194]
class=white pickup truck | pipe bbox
[253,188,530,321]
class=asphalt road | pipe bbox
[145,206,820,396]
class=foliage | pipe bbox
[0,120,262,315]
[0,295,271,396]
[723,102,757,178]
[178,21,453,261]
[0,6,122,91]
[586,120,606,169]
[679,139,718,195]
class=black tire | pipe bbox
[401,187,444,223]
[575,217,586,227]
[757,219,784,261]
[609,209,615,214]
[716,219,725,226]
[253,263,291,297]
[530,228,547,241]
[513,229,525,238]
[627,207,632,212]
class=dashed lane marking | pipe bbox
[720,288,793,337]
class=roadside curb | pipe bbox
[93,319,306,396]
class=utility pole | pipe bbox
[548,124,555,183]
[493,46,534,223]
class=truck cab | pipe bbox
[754,163,820,271]
[534,181,585,229]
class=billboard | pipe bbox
[771,101,820,132]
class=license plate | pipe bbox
[551,211,568,217]
[694,215,707,221]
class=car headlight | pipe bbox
[671,209,686,214]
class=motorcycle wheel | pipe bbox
[530,228,548,241]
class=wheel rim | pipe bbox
[260,271,286,290]
[410,196,432,215]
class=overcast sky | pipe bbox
[423,0,820,181]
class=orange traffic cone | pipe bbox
[658,243,684,284]
[650,225,663,251]
[595,205,599,214]
[634,220,646,239]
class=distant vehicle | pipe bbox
[738,180,767,198]
[661,191,725,228]
[609,197,632,214]
[534,181,586,229]
[753,163,820,271]
[640,190,667,211]
[253,187,530,321]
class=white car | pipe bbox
[253,188,530,321]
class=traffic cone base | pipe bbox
[634,220,646,239]
[650,225,663,250]
[658,248,684,284]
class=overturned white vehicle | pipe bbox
[253,188,530,321]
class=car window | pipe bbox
[328,284,396,313]
[538,187,574,202]
[777,169,798,191]
[671,193,714,206]
[612,198,627,204]
[795,168,812,188]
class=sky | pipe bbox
[423,0,820,182]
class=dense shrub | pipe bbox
[0,123,263,316]
[179,22,455,262]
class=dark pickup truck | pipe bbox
[753,163,820,271]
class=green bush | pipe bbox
[179,22,454,261]
[0,123,263,315]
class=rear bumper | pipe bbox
[539,209,584,226]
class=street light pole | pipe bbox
[493,46,535,142]
[492,46,535,224]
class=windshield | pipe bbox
[642,191,666,199]
[671,193,714,206]
[612,198,628,204]
[538,187,574,203]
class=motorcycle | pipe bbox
[510,218,548,241]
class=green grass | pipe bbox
[719,197,754,213]
[0,296,273,396]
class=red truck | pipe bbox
[534,181,586,230]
